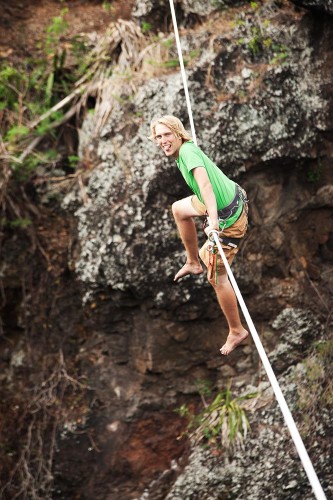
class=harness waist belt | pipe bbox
[218,184,242,221]
[203,184,248,232]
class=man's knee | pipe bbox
[172,198,192,220]
[172,200,181,218]
[172,196,201,220]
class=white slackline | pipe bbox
[168,1,327,499]
[210,233,326,500]
[168,0,197,145]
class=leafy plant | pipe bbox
[248,27,262,56]
[45,8,69,55]
[0,66,26,110]
[8,218,32,229]
[5,125,30,143]
[141,22,152,34]
[269,43,289,64]
[162,59,180,68]
[174,404,190,418]
[176,380,256,453]
[233,3,289,63]
[102,2,113,12]
[67,155,80,169]
[0,11,201,215]
[0,6,81,185]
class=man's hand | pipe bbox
[204,218,219,238]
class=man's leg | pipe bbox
[172,196,203,281]
[209,272,248,355]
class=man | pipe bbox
[150,115,249,355]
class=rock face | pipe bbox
[2,0,333,499]
[291,0,333,15]
[128,309,332,500]
[72,2,333,307]
[133,0,245,24]
[157,309,332,500]
[57,0,333,496]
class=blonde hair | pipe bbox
[149,115,192,143]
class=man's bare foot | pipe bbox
[174,262,203,281]
[220,330,249,356]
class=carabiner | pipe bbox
[208,229,219,242]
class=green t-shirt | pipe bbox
[175,141,242,227]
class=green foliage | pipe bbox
[196,378,214,400]
[234,3,290,63]
[141,22,152,34]
[248,27,261,56]
[176,380,256,453]
[0,66,27,111]
[8,218,32,229]
[102,2,113,12]
[161,39,174,49]
[44,149,58,162]
[142,32,200,76]
[45,8,69,55]
[70,35,88,65]
[1,217,33,229]
[1,6,89,183]
[35,111,65,136]
[5,125,30,142]
[11,157,36,181]
[315,339,333,359]
[174,404,190,418]
[67,155,80,169]
[162,59,180,68]
[147,57,181,69]
[189,49,201,59]
[11,148,59,182]
[269,43,289,64]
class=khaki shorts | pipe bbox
[191,194,248,278]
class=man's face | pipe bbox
[155,123,183,159]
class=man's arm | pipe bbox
[193,167,219,233]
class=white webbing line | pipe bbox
[210,235,326,500]
[168,1,326,499]
[168,0,197,146]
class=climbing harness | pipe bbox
[204,184,248,284]
[207,235,240,253]
[203,184,248,233]
[217,183,247,221]
[168,1,327,499]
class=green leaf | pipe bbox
[5,125,30,142]
[68,155,79,168]
[141,22,152,34]
[9,218,32,229]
